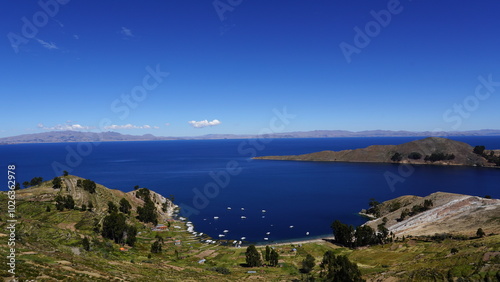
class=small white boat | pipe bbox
[262,210,266,213]
[241,216,246,219]
[289,225,294,228]
[241,237,246,240]
[223,230,229,233]
[227,207,231,210]
[241,208,245,211]
[214,216,219,219]
[266,232,270,235]
[264,238,269,240]
[262,216,265,218]
[218,234,225,237]
[306,232,310,235]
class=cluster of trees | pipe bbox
[300,251,364,281]
[408,152,422,160]
[55,195,75,211]
[23,177,43,188]
[474,145,500,166]
[135,187,151,200]
[390,152,403,162]
[320,251,364,281]
[76,179,97,193]
[101,212,137,246]
[136,189,158,225]
[264,246,279,266]
[331,220,381,248]
[399,199,433,221]
[391,152,425,162]
[245,245,279,267]
[424,152,455,162]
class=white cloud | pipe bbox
[39,123,93,131]
[120,27,134,37]
[188,119,222,128]
[37,39,58,50]
[165,123,171,126]
[104,124,157,130]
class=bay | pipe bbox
[1,136,499,243]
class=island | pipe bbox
[254,137,500,167]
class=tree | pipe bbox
[423,199,433,209]
[82,179,96,193]
[63,170,69,177]
[450,248,458,254]
[477,228,486,238]
[55,195,75,211]
[82,237,90,251]
[14,183,20,190]
[134,185,139,190]
[76,179,82,187]
[265,246,271,262]
[126,225,138,247]
[119,198,132,214]
[102,212,127,244]
[400,208,409,220]
[354,225,379,247]
[485,195,492,199]
[46,206,51,212]
[136,188,151,200]
[52,177,62,189]
[408,152,422,160]
[30,177,43,186]
[108,201,118,214]
[151,238,162,253]
[473,145,486,155]
[320,251,364,282]
[302,254,316,274]
[331,220,354,247]
[137,197,158,225]
[245,245,262,267]
[391,152,403,162]
[377,223,389,242]
[64,195,75,209]
[81,204,87,212]
[367,198,380,217]
[23,181,30,188]
[269,249,279,267]
[55,195,65,211]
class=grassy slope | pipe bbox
[0,179,499,281]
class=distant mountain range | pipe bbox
[1,129,500,144]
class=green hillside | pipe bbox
[1,176,499,281]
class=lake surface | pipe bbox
[1,136,499,243]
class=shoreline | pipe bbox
[253,234,335,247]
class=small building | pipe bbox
[152,224,169,231]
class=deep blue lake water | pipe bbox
[1,136,499,243]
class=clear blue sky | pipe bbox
[2,0,500,138]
